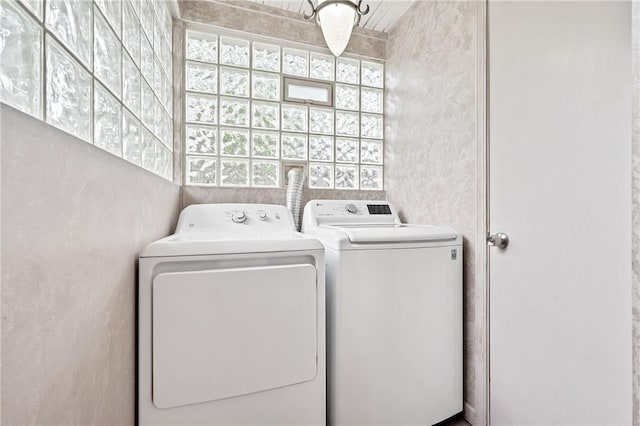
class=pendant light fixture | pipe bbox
[303,0,370,57]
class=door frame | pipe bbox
[473,1,490,425]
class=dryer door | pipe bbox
[152,264,318,409]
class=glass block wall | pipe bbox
[0,0,173,181]
[185,29,385,190]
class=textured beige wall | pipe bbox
[385,1,481,421]
[632,2,640,423]
[183,186,385,207]
[180,0,386,59]
[0,105,181,425]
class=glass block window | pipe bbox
[184,28,384,190]
[0,0,174,181]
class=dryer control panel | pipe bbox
[304,200,400,226]
[175,203,296,232]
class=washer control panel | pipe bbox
[367,204,392,215]
[305,200,399,226]
[175,204,293,232]
[345,203,358,214]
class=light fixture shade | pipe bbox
[317,0,357,56]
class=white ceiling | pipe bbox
[245,0,415,33]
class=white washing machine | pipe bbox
[302,200,462,426]
[138,203,326,425]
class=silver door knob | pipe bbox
[488,232,509,248]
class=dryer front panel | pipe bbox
[152,264,317,409]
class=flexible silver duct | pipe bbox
[285,167,305,231]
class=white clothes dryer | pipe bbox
[138,203,326,425]
[302,200,462,426]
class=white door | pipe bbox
[488,2,632,425]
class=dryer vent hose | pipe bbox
[285,167,305,231]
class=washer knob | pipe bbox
[345,204,358,214]
[232,211,247,223]
[258,212,267,221]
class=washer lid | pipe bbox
[322,224,458,244]
[302,200,461,249]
